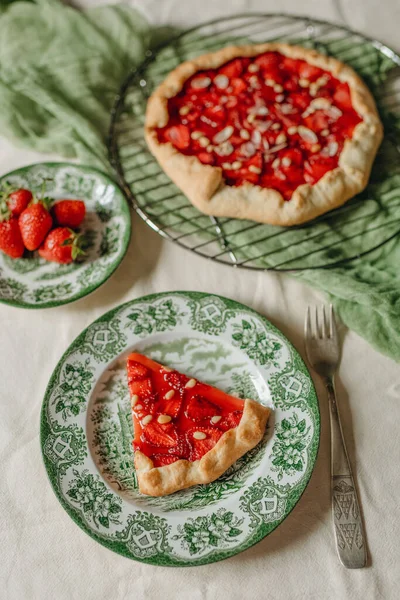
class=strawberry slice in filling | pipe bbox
[126,353,245,468]
[156,52,362,200]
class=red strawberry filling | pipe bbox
[184,395,220,422]
[127,353,245,467]
[156,52,362,200]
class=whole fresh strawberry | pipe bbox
[0,183,33,218]
[38,227,86,264]
[19,199,53,251]
[52,199,86,228]
[7,188,33,216]
[0,217,25,258]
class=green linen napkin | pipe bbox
[0,0,399,362]
[0,0,152,169]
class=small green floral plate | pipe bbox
[41,291,320,566]
[0,163,131,308]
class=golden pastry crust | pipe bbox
[134,398,270,496]
[145,43,383,226]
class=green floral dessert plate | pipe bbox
[41,291,320,565]
[0,163,131,308]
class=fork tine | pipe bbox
[304,304,340,378]
[329,304,337,339]
[321,305,327,338]
[315,305,319,338]
[305,305,312,339]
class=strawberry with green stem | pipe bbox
[38,227,86,264]
[0,182,26,258]
[19,198,53,251]
[0,181,33,218]
[18,180,54,251]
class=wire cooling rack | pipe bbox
[108,14,400,271]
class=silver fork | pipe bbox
[305,305,367,569]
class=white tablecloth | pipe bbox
[1,1,400,598]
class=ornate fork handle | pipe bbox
[326,379,367,568]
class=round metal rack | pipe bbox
[108,14,400,271]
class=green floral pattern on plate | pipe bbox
[41,292,320,566]
[240,477,291,528]
[270,414,312,481]
[43,421,87,476]
[116,512,172,559]
[173,509,244,555]
[0,163,131,308]
[232,319,283,368]
[52,360,94,421]
[125,298,185,336]
[67,469,122,529]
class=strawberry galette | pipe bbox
[145,43,383,226]
[126,353,270,496]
